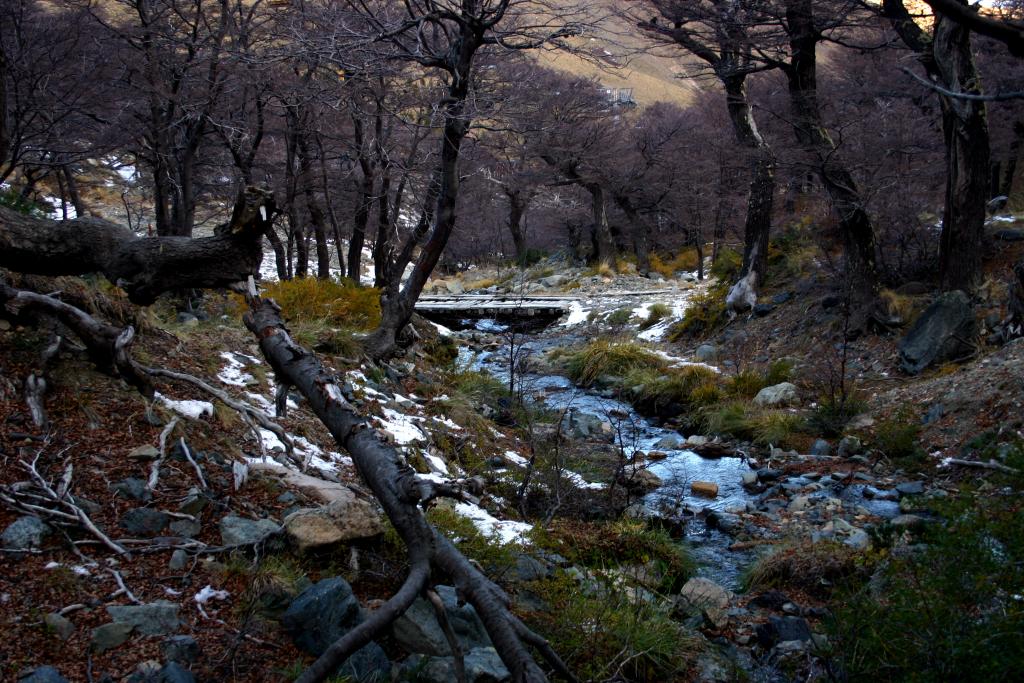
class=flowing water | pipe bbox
[458,326,759,588]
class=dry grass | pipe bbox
[649,249,699,278]
[742,541,867,597]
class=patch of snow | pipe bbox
[561,300,590,326]
[504,450,529,467]
[653,350,721,373]
[432,415,462,430]
[156,392,214,419]
[245,392,273,410]
[563,470,607,490]
[423,451,450,475]
[454,502,533,545]
[194,584,230,618]
[217,352,254,387]
[989,215,1017,223]
[429,320,454,335]
[376,408,427,445]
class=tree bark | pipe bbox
[0,188,274,304]
[1001,120,1023,198]
[783,0,881,304]
[506,188,531,265]
[933,4,992,292]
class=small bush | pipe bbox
[764,359,795,386]
[426,505,521,570]
[668,287,727,339]
[710,247,742,281]
[565,340,666,387]
[742,541,868,597]
[639,302,673,330]
[807,395,868,438]
[585,261,615,278]
[605,307,635,326]
[0,186,51,216]
[830,478,1024,681]
[650,249,699,278]
[725,369,769,399]
[700,401,756,440]
[628,365,721,415]
[527,572,699,681]
[258,277,380,329]
[873,407,923,460]
[752,411,805,449]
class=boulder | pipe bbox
[617,467,662,492]
[692,442,735,459]
[17,667,69,683]
[161,635,200,664]
[91,622,135,653]
[283,495,385,552]
[898,290,976,374]
[43,613,75,641]
[654,434,684,450]
[119,508,170,536]
[219,515,280,546]
[809,439,831,456]
[755,616,812,647]
[281,577,390,681]
[539,274,567,288]
[694,344,718,363]
[678,577,732,629]
[111,478,151,502]
[2,516,50,550]
[691,481,719,499]
[107,602,181,636]
[128,444,161,461]
[837,436,862,458]
[561,410,613,442]
[393,585,492,657]
[752,382,799,407]
[399,647,510,683]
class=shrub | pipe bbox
[742,540,868,597]
[829,477,1024,681]
[752,411,805,449]
[628,365,721,415]
[0,185,51,217]
[426,505,521,570]
[763,359,795,386]
[565,340,666,387]
[668,287,727,339]
[639,302,673,330]
[725,369,769,399]
[650,249,699,278]
[527,572,700,682]
[605,307,635,326]
[710,247,742,281]
[258,277,381,330]
[806,394,868,438]
[873,407,923,460]
[700,401,756,440]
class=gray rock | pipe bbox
[923,403,945,425]
[740,471,758,487]
[514,554,550,582]
[112,478,151,502]
[2,516,50,550]
[756,616,812,647]
[896,481,925,496]
[107,601,181,636]
[788,496,812,512]
[178,489,209,515]
[891,514,927,529]
[168,549,189,571]
[120,508,169,536]
[43,612,75,641]
[283,496,385,552]
[809,439,831,456]
[128,444,161,461]
[399,647,510,683]
[17,666,69,683]
[753,303,775,317]
[898,290,976,374]
[176,312,199,326]
[281,577,390,681]
[772,291,794,305]
[752,382,798,407]
[161,635,200,664]
[91,622,135,653]
[169,519,201,539]
[393,585,492,656]
[126,662,195,683]
[694,344,718,363]
[706,511,742,535]
[561,410,613,442]
[678,577,732,629]
[654,434,684,450]
[838,436,862,458]
[756,468,782,482]
[539,274,567,288]
[219,515,279,546]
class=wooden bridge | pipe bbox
[415,294,578,329]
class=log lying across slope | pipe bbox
[0,188,274,304]
[0,193,573,683]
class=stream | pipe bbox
[456,325,760,589]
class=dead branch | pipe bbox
[944,458,1019,474]
[179,438,208,489]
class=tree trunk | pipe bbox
[585,183,617,268]
[934,6,991,292]
[0,188,274,304]
[722,74,776,311]
[61,164,86,218]
[783,0,880,304]
[507,189,530,265]
[1001,120,1023,197]
[297,130,331,279]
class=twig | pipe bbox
[426,587,466,683]
[108,569,141,604]
[179,437,208,489]
[148,417,180,492]
[900,66,1024,101]
[944,458,1019,474]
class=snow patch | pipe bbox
[217,352,255,387]
[561,300,591,326]
[376,408,427,445]
[454,502,532,545]
[156,392,214,419]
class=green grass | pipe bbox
[667,285,728,340]
[565,340,666,387]
[626,365,720,416]
[639,302,673,330]
[873,407,924,461]
[605,307,635,326]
